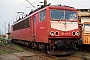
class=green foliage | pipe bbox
[0,50,7,54]
[0,37,4,45]
[8,38,12,40]
[0,37,4,41]
[0,37,8,45]
[0,38,25,55]
[14,45,24,52]
[0,48,12,54]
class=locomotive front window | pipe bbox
[65,11,77,20]
[50,10,77,20]
[50,10,64,20]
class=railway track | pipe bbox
[22,46,86,60]
[0,43,90,60]
[0,44,24,54]
[0,44,54,60]
[0,45,20,52]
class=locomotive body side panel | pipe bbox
[35,9,49,43]
[11,17,34,41]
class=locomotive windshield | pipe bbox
[50,10,77,20]
[50,10,64,20]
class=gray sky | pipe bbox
[0,0,90,34]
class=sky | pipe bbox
[0,0,90,34]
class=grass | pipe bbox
[0,44,24,54]
[0,37,24,54]
[0,48,11,54]
[14,45,24,52]
[0,37,4,41]
[0,37,4,45]
[0,37,12,45]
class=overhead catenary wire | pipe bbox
[0,0,37,33]
[7,0,38,24]
[8,0,37,22]
[0,0,9,8]
[0,0,3,3]
[23,0,37,11]
[7,1,25,22]
[26,0,36,9]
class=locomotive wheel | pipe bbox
[70,42,77,52]
[57,40,63,47]
[44,44,50,53]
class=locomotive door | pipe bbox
[33,15,36,41]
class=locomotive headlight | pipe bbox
[55,31,59,36]
[72,32,75,36]
[75,32,80,36]
[50,32,54,36]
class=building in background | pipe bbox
[78,9,90,44]
[78,9,90,24]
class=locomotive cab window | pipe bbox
[50,10,77,20]
[40,10,46,22]
[13,25,15,30]
[34,16,36,24]
[65,11,77,20]
[50,10,64,20]
[25,18,30,27]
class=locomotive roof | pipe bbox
[13,5,77,25]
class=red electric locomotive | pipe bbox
[10,4,81,55]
